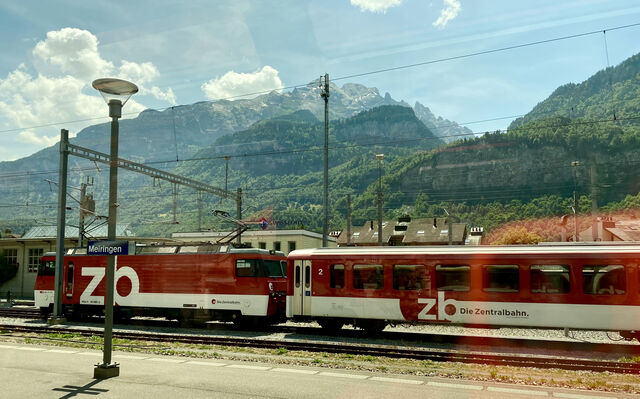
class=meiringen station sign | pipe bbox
[87,240,132,256]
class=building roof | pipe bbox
[21,224,133,239]
[338,217,468,246]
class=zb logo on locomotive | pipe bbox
[80,266,140,305]
[417,292,458,322]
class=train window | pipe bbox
[436,265,470,291]
[263,260,285,277]
[393,265,425,290]
[483,265,519,292]
[330,264,345,288]
[582,265,626,295]
[530,265,570,294]
[353,264,383,289]
[38,260,55,276]
[305,265,311,288]
[236,259,259,277]
[295,265,301,288]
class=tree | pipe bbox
[491,226,543,245]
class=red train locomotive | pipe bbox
[35,243,287,325]
[287,245,640,339]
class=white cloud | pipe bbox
[350,0,402,13]
[33,27,114,81]
[0,27,175,160]
[433,0,461,29]
[201,65,283,100]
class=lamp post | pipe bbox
[376,154,384,246]
[92,78,138,379]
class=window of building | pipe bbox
[483,265,519,292]
[258,242,266,249]
[436,265,470,291]
[288,241,296,253]
[38,260,55,276]
[28,248,44,273]
[582,265,625,295]
[393,265,425,290]
[1,248,18,266]
[530,265,570,294]
[353,264,383,289]
[273,241,281,251]
[330,264,345,288]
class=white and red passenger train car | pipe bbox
[287,245,640,338]
[35,243,287,324]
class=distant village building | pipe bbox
[578,217,640,242]
[337,216,482,246]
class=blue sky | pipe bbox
[1,0,639,161]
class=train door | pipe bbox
[292,259,313,316]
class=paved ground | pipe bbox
[0,342,632,399]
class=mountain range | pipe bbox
[1,52,639,237]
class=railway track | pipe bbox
[1,323,639,374]
[0,307,43,319]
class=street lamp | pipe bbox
[376,154,384,246]
[92,78,138,379]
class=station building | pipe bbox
[171,229,338,255]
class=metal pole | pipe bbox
[197,191,202,231]
[346,194,351,246]
[236,188,242,245]
[377,154,384,246]
[321,74,329,247]
[377,166,382,245]
[78,181,87,247]
[51,129,68,322]
[573,190,579,242]
[102,99,122,369]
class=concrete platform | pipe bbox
[0,342,631,399]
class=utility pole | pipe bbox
[78,177,94,248]
[320,74,329,247]
[51,129,69,324]
[376,154,384,246]
[590,163,599,241]
[236,187,242,245]
[346,194,352,246]
[571,161,580,242]
[197,191,203,231]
